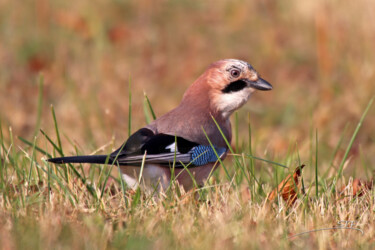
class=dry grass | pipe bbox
[0,0,375,249]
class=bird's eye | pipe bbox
[230,69,240,78]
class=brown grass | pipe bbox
[0,0,375,249]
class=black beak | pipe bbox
[246,77,273,91]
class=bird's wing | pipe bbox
[110,128,227,167]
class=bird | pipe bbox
[48,59,272,192]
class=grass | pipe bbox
[1,0,375,249]
[1,88,374,249]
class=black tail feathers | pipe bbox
[47,155,113,165]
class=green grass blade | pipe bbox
[33,75,44,137]
[180,162,200,193]
[117,162,127,207]
[315,129,319,197]
[322,124,348,179]
[144,93,156,120]
[51,105,63,151]
[109,141,128,203]
[167,135,178,192]
[337,97,374,178]
[235,112,239,153]
[143,98,151,124]
[100,164,114,199]
[242,154,287,169]
[247,113,255,200]
[40,129,64,157]
[9,127,20,179]
[30,131,98,199]
[0,120,6,183]
[128,76,132,137]
[27,136,37,184]
[295,142,305,194]
[51,106,69,179]
[138,152,147,184]
[201,127,231,181]
[18,136,52,158]
[209,116,251,185]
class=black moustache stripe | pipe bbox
[222,80,247,93]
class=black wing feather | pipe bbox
[48,128,224,167]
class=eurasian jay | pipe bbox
[48,59,272,191]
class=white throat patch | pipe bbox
[215,88,254,119]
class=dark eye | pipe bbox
[230,69,240,78]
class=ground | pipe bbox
[0,0,374,249]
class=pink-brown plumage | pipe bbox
[48,59,272,192]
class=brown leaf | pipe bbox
[267,165,305,206]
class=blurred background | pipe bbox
[0,0,374,176]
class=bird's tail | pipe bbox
[47,155,113,164]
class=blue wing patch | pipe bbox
[190,146,227,166]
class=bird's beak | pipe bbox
[246,77,273,91]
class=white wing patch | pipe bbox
[165,142,177,152]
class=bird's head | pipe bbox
[153,59,272,145]
[198,59,272,119]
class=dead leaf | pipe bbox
[267,165,305,206]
